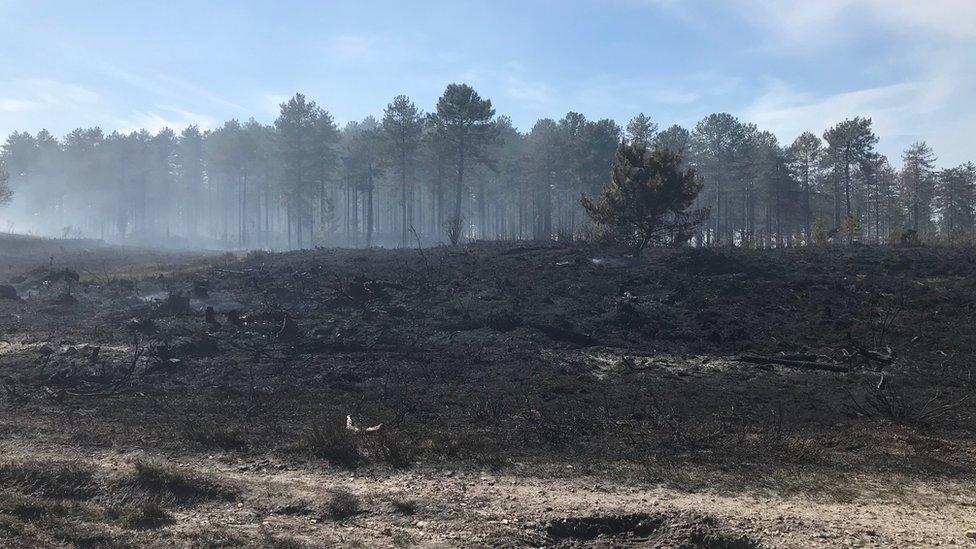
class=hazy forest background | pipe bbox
[1,82,973,250]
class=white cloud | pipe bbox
[450,62,715,123]
[505,76,554,109]
[114,105,217,134]
[0,79,98,112]
[0,97,39,112]
[739,0,976,48]
[875,0,976,40]
[154,74,250,113]
[740,68,974,165]
[25,78,99,106]
[725,0,976,165]
[557,72,738,124]
[438,62,744,131]
[0,79,102,140]
[94,61,249,113]
[742,80,921,138]
[261,93,290,117]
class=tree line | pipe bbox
[1,83,974,248]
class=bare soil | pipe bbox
[0,234,974,547]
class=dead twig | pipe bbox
[44,334,145,399]
[409,225,431,278]
[847,374,968,425]
[737,354,849,373]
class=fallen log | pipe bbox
[843,347,893,365]
[736,354,850,373]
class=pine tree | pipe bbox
[626,114,657,145]
[1,132,38,185]
[859,153,887,243]
[62,127,105,236]
[582,142,705,257]
[274,94,321,248]
[489,117,527,239]
[692,113,749,244]
[822,117,878,240]
[554,112,590,238]
[0,161,11,206]
[342,118,383,247]
[103,131,132,238]
[176,125,204,237]
[901,142,937,237]
[746,131,794,247]
[875,158,901,242]
[148,128,177,238]
[526,119,562,239]
[655,125,690,157]
[312,112,340,241]
[382,95,424,247]
[579,119,623,198]
[431,84,495,238]
[935,162,976,244]
[786,132,822,242]
[34,130,66,228]
[3,91,975,250]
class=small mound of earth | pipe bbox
[545,510,760,548]
[0,284,19,300]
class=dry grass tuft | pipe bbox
[115,458,234,506]
[304,421,362,469]
[111,499,175,529]
[391,497,418,516]
[325,488,362,521]
[0,460,99,500]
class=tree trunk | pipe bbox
[367,166,375,248]
[401,151,408,248]
[240,171,247,248]
[803,160,811,243]
[454,135,465,225]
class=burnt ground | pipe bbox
[0,235,974,547]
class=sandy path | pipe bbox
[3,441,975,547]
[187,457,976,547]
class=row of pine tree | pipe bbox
[1,84,974,249]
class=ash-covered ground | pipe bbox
[0,234,974,548]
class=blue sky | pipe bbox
[1,0,974,165]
